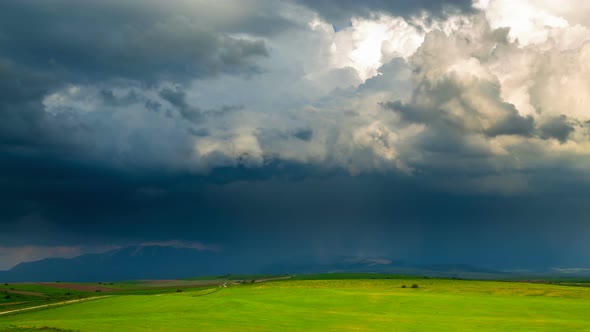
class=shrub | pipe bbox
[176,289,183,293]
[411,284,419,288]
[4,295,10,299]
[95,289,102,293]
[401,285,407,288]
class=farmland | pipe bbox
[1,275,590,331]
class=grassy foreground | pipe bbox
[1,276,590,331]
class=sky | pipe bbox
[1,0,590,271]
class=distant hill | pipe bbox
[3,246,587,282]
[261,256,508,279]
[0,245,231,282]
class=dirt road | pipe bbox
[0,296,109,316]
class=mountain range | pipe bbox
[1,245,588,282]
[0,245,230,282]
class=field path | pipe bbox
[0,296,110,316]
[254,276,293,283]
[39,283,117,292]
[3,289,46,297]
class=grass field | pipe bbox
[1,275,590,331]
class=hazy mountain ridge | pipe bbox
[1,246,589,282]
[0,245,228,282]
[261,256,509,279]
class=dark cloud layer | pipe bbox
[2,148,590,270]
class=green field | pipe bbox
[2,275,590,331]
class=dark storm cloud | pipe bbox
[485,111,535,138]
[0,147,343,249]
[0,1,269,83]
[0,0,271,174]
[0,58,70,161]
[385,98,565,144]
[294,0,475,24]
[384,100,496,163]
[100,89,140,107]
[0,60,56,104]
[159,88,201,123]
[292,128,314,141]
[159,87,243,124]
[3,146,590,270]
[538,115,575,143]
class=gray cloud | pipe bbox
[294,0,475,26]
[0,59,59,149]
[538,115,575,143]
[0,1,269,83]
[0,0,273,174]
[159,88,201,123]
[485,111,535,138]
[293,128,314,141]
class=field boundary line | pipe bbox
[0,296,111,316]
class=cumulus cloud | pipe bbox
[2,0,590,187]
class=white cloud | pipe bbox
[481,0,590,49]
[329,16,424,81]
